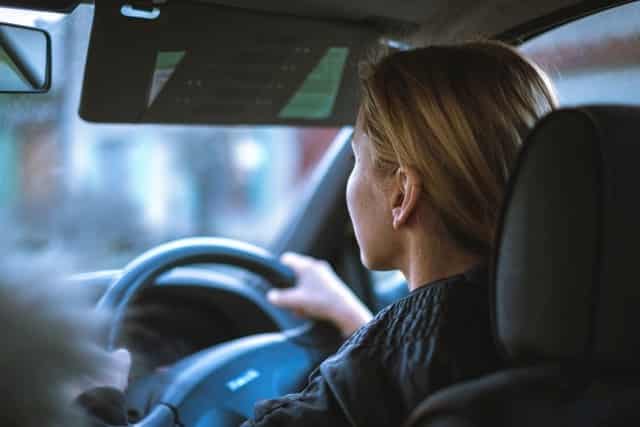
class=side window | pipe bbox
[370,270,407,310]
[520,2,640,106]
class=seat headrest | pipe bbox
[493,106,640,372]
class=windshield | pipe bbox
[0,5,342,272]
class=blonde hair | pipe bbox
[359,40,557,256]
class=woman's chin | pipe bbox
[359,252,374,270]
[361,252,393,271]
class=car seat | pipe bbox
[405,106,640,427]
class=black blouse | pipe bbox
[243,264,501,427]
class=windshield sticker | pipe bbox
[278,46,349,120]
[148,50,186,107]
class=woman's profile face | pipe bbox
[346,125,396,270]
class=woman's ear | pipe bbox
[390,166,422,230]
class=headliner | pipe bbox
[198,0,581,43]
[0,0,631,42]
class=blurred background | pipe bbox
[0,5,341,272]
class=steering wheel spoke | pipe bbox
[164,331,317,422]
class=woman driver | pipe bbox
[79,40,557,426]
[244,40,557,426]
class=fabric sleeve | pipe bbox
[241,367,351,427]
[242,344,401,427]
[319,346,401,426]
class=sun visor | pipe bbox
[80,1,381,126]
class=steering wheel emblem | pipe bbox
[226,369,261,392]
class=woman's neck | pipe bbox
[401,234,482,291]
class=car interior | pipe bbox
[1,0,639,426]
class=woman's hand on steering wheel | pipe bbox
[267,252,373,338]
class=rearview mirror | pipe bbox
[0,22,51,93]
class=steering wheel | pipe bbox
[96,237,343,427]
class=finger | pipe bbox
[267,288,308,311]
[109,348,132,391]
[111,348,131,370]
[281,252,315,271]
[268,291,311,319]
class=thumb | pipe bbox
[111,348,131,369]
[109,348,131,391]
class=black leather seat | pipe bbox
[405,106,640,427]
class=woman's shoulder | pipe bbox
[340,264,489,356]
[316,265,496,426]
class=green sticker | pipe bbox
[148,51,186,107]
[155,51,186,70]
[279,47,349,120]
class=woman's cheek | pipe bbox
[347,165,365,237]
[349,176,377,268]
[346,168,362,238]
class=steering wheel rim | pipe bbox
[97,237,299,350]
[97,237,343,426]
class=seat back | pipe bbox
[405,106,640,427]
